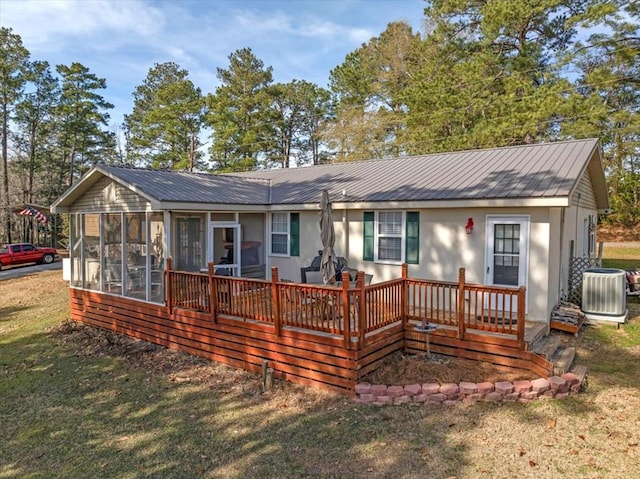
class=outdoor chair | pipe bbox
[281,278,338,327]
[304,270,324,284]
[300,253,357,283]
[105,262,123,292]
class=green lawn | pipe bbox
[602,244,640,270]
[2,263,640,478]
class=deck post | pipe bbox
[401,263,409,352]
[342,271,351,350]
[401,263,408,319]
[357,271,366,346]
[208,262,217,323]
[166,258,173,315]
[457,267,466,340]
[271,267,281,336]
[517,286,526,350]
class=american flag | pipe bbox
[19,205,48,224]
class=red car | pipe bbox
[0,243,59,269]
[627,270,640,296]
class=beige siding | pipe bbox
[570,171,597,209]
[565,171,600,259]
[69,177,151,213]
[269,206,555,321]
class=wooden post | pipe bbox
[342,271,351,350]
[271,267,281,336]
[517,286,526,350]
[357,271,366,346]
[457,267,465,340]
[597,241,604,263]
[401,262,408,326]
[166,258,173,316]
[208,262,217,323]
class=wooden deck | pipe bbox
[68,263,554,396]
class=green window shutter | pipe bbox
[363,211,374,261]
[406,211,419,264]
[289,213,300,257]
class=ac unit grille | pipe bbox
[582,268,627,316]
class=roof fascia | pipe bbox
[587,147,610,209]
[267,198,570,211]
[567,140,609,210]
[50,166,103,212]
[161,198,570,211]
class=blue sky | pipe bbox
[2,0,426,127]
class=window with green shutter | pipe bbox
[363,212,375,261]
[290,213,300,257]
[405,212,419,264]
[364,211,420,263]
[270,212,299,256]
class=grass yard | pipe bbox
[1,247,640,478]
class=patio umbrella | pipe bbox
[319,189,336,284]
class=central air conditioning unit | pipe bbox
[582,268,628,324]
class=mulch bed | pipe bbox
[363,352,533,385]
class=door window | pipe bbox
[493,224,520,286]
[175,217,203,272]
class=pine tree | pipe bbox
[54,62,114,186]
[0,27,30,243]
[206,48,274,172]
[124,62,204,170]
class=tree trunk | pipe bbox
[2,99,12,244]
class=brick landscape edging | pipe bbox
[354,372,585,406]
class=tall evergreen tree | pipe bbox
[54,62,114,186]
[404,0,586,153]
[268,80,332,167]
[124,62,204,170]
[13,61,59,221]
[0,27,29,244]
[327,21,420,160]
[568,0,640,225]
[206,48,274,172]
[298,82,333,165]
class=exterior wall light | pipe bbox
[465,218,474,234]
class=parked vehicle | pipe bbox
[0,243,60,269]
[627,270,640,296]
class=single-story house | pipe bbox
[51,138,608,325]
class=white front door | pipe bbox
[485,216,529,311]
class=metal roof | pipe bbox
[232,139,602,205]
[97,166,271,204]
[52,138,606,210]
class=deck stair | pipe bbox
[551,346,577,376]
[530,335,562,359]
[530,333,577,376]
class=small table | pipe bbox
[414,323,439,358]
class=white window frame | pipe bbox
[374,210,405,264]
[270,212,290,257]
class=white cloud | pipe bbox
[1,0,426,124]
[226,7,374,44]
[3,0,165,49]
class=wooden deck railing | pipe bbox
[363,278,405,333]
[167,266,210,313]
[166,262,526,350]
[216,275,273,322]
[403,267,525,347]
